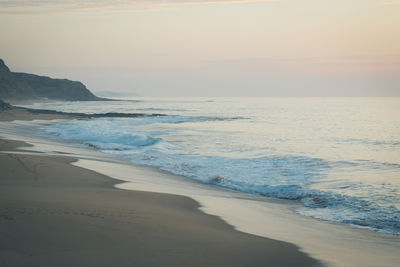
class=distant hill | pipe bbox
[0,59,104,101]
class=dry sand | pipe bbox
[0,133,320,266]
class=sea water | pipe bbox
[22,97,400,235]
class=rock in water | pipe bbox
[0,99,12,111]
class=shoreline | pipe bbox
[1,109,400,266]
[75,155,400,267]
[0,115,320,266]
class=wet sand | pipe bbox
[0,107,71,121]
[0,134,319,266]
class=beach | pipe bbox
[2,0,399,265]
[1,100,400,267]
[0,111,319,266]
[0,106,71,122]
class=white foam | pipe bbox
[74,158,400,267]
[1,119,399,267]
[43,118,400,234]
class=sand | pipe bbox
[0,108,70,121]
[0,132,320,266]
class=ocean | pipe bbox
[22,97,400,235]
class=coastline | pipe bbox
[1,109,400,266]
[0,112,320,266]
[76,154,400,267]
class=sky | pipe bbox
[0,0,399,97]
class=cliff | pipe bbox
[0,59,103,101]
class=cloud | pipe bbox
[0,0,276,14]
